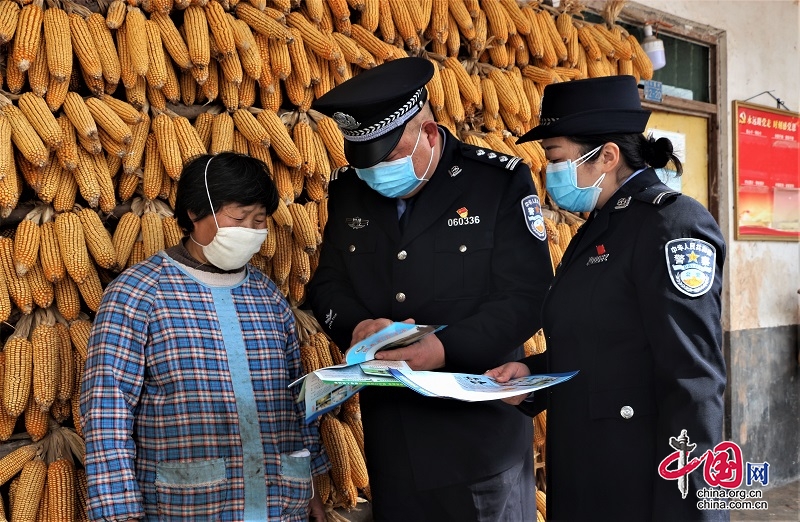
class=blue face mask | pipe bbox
[355,126,434,198]
[545,145,605,212]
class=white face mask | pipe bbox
[190,158,267,271]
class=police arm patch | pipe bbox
[664,238,716,297]
[521,195,547,241]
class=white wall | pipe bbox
[639,0,800,331]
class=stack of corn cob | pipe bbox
[0,0,652,517]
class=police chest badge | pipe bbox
[665,238,716,297]
[521,195,547,241]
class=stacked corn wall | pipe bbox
[0,0,652,518]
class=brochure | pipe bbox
[291,322,578,421]
[344,322,446,365]
[291,323,444,421]
[388,368,579,402]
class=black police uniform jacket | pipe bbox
[521,168,728,521]
[307,126,553,490]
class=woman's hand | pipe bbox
[485,362,533,405]
[308,490,325,521]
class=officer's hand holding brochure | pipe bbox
[291,322,577,421]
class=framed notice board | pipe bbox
[733,101,800,241]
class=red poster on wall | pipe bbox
[733,101,800,241]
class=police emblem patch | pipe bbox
[664,238,716,297]
[521,195,547,241]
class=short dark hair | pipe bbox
[569,133,684,176]
[174,152,279,233]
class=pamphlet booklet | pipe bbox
[291,323,444,421]
[344,323,446,365]
[388,368,579,402]
[291,322,578,421]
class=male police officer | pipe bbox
[307,57,553,521]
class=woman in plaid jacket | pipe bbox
[81,153,329,521]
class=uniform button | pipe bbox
[397,250,407,260]
[459,245,467,252]
[348,244,356,252]
[620,406,634,419]
[395,292,406,302]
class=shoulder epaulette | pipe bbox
[330,165,351,181]
[460,142,523,171]
[632,184,681,206]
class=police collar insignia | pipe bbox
[449,166,462,177]
[614,196,631,209]
[665,238,716,297]
[346,217,369,229]
[521,195,547,241]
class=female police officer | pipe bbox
[487,75,728,521]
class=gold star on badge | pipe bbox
[687,251,699,262]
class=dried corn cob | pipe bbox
[54,212,91,284]
[0,237,32,314]
[0,444,37,486]
[13,216,41,277]
[53,276,80,321]
[47,459,75,521]
[3,335,33,418]
[12,1,44,72]
[31,316,58,412]
[0,95,48,168]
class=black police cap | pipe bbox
[311,57,434,168]
[517,75,651,143]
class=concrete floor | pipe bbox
[335,480,799,521]
[731,480,800,522]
